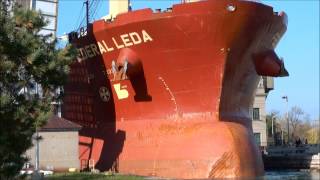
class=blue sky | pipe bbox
[261,1,319,120]
[57,0,319,120]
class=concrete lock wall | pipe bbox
[25,131,80,172]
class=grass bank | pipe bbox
[44,172,145,180]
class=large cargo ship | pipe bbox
[63,0,288,178]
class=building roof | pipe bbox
[40,116,82,132]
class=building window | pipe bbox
[254,133,261,146]
[253,108,260,120]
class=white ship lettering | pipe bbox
[77,30,153,61]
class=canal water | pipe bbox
[265,170,319,180]
[145,170,319,179]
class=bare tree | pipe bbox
[288,106,304,139]
[306,118,320,144]
[268,107,317,145]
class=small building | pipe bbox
[25,116,81,172]
[252,77,274,148]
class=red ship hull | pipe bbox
[63,0,287,178]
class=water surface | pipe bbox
[265,170,320,180]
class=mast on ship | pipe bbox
[104,0,129,20]
[84,0,89,30]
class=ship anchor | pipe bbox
[111,59,128,81]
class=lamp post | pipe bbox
[281,130,284,145]
[32,124,41,179]
[35,127,39,171]
[271,116,276,145]
[282,96,289,144]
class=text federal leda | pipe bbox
[77,30,153,61]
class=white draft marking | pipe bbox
[113,83,129,100]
